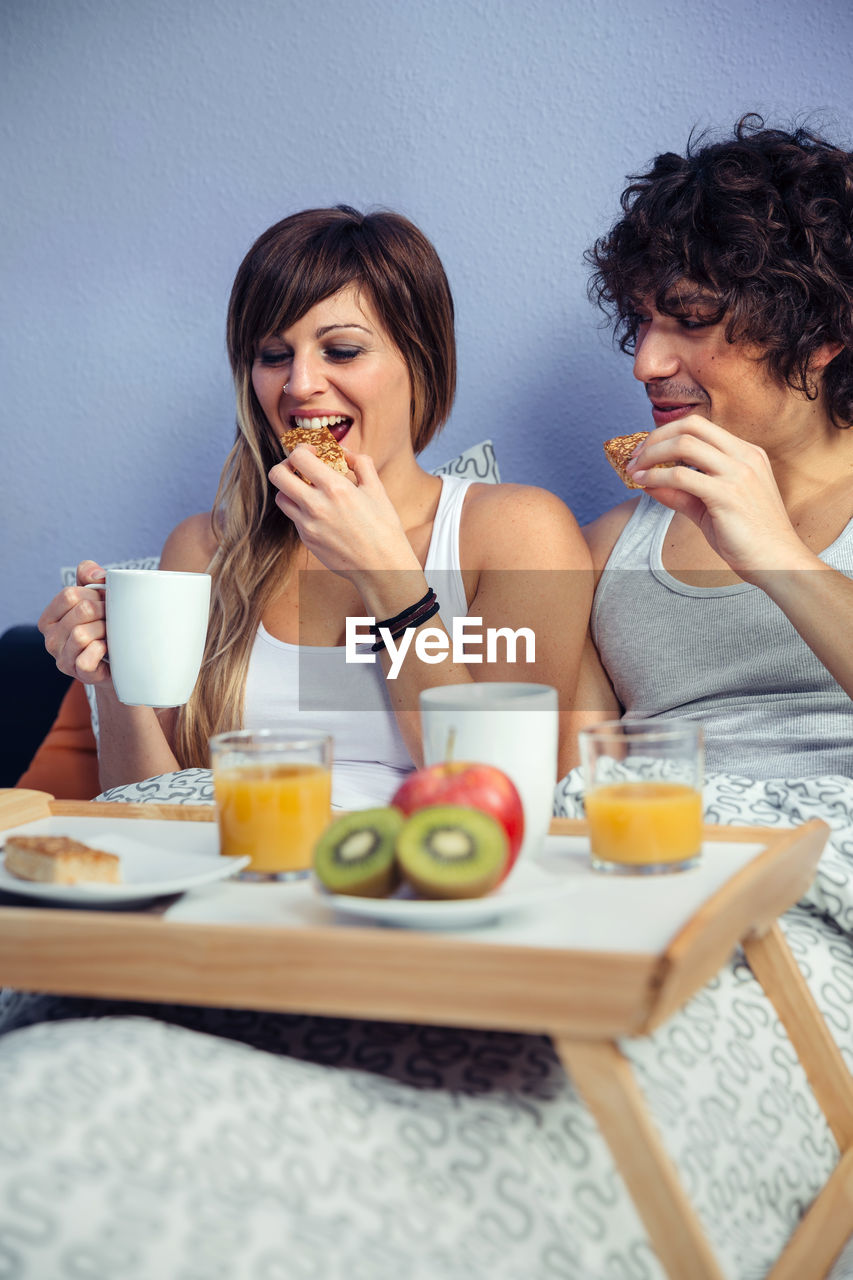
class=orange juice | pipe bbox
[213,762,332,873]
[585,781,702,867]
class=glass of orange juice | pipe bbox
[579,720,703,874]
[209,730,333,880]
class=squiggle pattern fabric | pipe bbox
[0,768,852,1278]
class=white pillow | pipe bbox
[61,441,500,743]
[431,438,500,482]
[60,554,161,591]
[61,440,499,591]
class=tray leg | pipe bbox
[743,920,853,1279]
[763,1146,853,1280]
[742,921,853,1152]
[554,1036,726,1280]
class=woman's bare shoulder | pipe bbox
[159,512,219,572]
[461,482,591,568]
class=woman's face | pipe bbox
[251,285,413,469]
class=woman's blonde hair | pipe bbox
[175,205,456,766]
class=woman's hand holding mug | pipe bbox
[41,565,212,707]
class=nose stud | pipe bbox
[283,383,290,393]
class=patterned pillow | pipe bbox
[61,441,499,742]
[60,440,499,591]
[431,438,500,482]
[60,554,160,590]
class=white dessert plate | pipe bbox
[0,830,250,907]
[313,846,582,930]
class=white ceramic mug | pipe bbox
[88,569,211,707]
[419,683,559,861]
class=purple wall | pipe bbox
[3,0,852,632]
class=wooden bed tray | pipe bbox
[0,790,849,1279]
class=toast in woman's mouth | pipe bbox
[603,431,676,489]
[279,424,350,480]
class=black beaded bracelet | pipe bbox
[370,591,440,653]
[373,588,435,633]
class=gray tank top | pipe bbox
[592,494,853,779]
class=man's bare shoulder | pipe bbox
[159,512,219,572]
[582,496,642,571]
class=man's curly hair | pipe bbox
[586,114,853,427]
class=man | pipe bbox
[574,114,853,778]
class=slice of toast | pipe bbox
[4,834,121,885]
[603,431,676,489]
[279,425,350,481]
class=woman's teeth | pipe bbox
[292,415,349,429]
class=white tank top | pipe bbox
[243,474,474,809]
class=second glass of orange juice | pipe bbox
[210,730,332,880]
[579,720,703,874]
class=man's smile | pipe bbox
[646,381,709,427]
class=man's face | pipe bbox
[629,287,819,444]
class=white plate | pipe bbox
[313,848,582,930]
[0,831,250,907]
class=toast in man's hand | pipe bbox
[4,835,121,885]
[603,431,677,489]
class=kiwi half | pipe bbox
[395,805,508,900]
[313,808,404,897]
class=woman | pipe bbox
[40,206,591,802]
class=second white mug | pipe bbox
[88,568,211,707]
[420,682,559,861]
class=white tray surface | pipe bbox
[0,814,766,953]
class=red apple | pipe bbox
[391,762,524,881]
